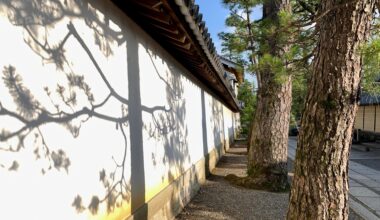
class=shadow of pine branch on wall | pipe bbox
[0,63,133,214]
[0,0,197,217]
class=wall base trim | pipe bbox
[126,139,232,220]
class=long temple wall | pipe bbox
[0,1,239,219]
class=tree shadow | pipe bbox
[212,98,225,156]
[144,48,199,217]
[0,0,185,218]
[145,48,190,177]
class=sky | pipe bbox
[195,1,229,55]
[195,1,262,83]
[195,1,262,55]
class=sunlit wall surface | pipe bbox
[0,1,239,219]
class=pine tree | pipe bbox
[246,0,293,191]
[220,0,312,191]
[287,1,379,218]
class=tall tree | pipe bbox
[287,0,378,218]
[246,0,293,191]
[220,0,313,191]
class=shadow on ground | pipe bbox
[176,140,288,220]
[176,139,365,220]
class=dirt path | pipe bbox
[176,140,288,220]
[176,140,364,220]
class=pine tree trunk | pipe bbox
[247,0,292,191]
[248,75,292,190]
[287,1,376,219]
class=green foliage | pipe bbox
[237,80,256,135]
[278,9,292,28]
[256,53,287,84]
[219,0,317,134]
[219,0,316,83]
[361,36,380,94]
[222,0,263,10]
[258,8,296,54]
[291,69,308,121]
[218,0,261,66]
[218,32,249,55]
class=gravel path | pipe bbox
[176,140,288,220]
[176,140,364,220]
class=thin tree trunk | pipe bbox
[247,0,292,191]
[245,5,261,90]
[287,1,376,219]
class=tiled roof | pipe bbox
[220,56,244,84]
[360,93,380,106]
[113,0,240,111]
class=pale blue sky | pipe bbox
[196,1,262,55]
[196,1,262,83]
[195,1,229,54]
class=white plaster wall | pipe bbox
[0,1,238,219]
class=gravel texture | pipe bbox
[176,141,288,220]
[176,140,364,220]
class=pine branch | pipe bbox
[293,0,357,28]
[287,52,314,65]
[298,0,316,17]
[231,10,246,21]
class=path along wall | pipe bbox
[0,1,239,219]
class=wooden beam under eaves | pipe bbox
[132,0,163,11]
[151,1,163,10]
[150,23,179,35]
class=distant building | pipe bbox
[220,56,244,98]
[354,93,380,141]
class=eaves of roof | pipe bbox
[220,56,244,84]
[112,0,240,112]
[359,93,380,106]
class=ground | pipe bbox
[176,139,366,220]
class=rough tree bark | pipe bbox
[247,0,292,191]
[287,0,376,219]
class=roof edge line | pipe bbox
[174,0,240,110]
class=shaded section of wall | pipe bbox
[201,90,209,175]
[126,31,147,218]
